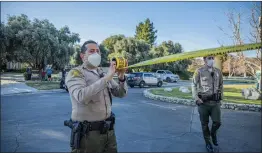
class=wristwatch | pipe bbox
[118,76,126,82]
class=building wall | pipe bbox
[6,61,22,70]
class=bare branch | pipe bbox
[217,40,224,46]
[245,63,256,77]
[217,25,231,37]
[245,59,261,69]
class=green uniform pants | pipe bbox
[71,130,117,153]
[198,102,221,145]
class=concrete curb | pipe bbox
[38,89,65,93]
[1,89,66,96]
[1,91,36,96]
[143,88,261,112]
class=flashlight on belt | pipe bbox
[111,57,128,70]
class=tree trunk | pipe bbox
[257,73,261,91]
[259,15,262,91]
[242,55,247,77]
[228,56,231,77]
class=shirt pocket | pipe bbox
[90,91,103,102]
[200,77,209,86]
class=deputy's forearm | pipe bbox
[109,79,128,98]
[191,83,199,100]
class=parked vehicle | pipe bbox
[156,70,180,82]
[127,72,163,88]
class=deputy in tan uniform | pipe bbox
[65,40,128,153]
[192,55,223,153]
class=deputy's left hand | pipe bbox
[116,68,127,80]
[116,60,128,80]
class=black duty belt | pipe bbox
[85,120,114,131]
[64,113,116,149]
[81,113,116,134]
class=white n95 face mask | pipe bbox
[207,59,214,67]
[86,53,101,67]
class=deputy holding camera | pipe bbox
[65,40,128,153]
[192,55,223,153]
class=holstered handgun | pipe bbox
[64,120,83,149]
[73,122,82,149]
[108,112,115,130]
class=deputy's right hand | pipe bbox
[196,98,203,105]
[105,61,116,81]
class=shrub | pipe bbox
[23,72,28,80]
[176,71,192,80]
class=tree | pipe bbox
[0,22,10,66]
[187,58,204,73]
[106,37,151,71]
[112,37,151,65]
[217,8,247,77]
[148,41,170,71]
[149,40,191,73]
[72,45,82,65]
[244,57,261,77]
[99,44,110,67]
[248,2,261,91]
[135,18,157,46]
[1,14,80,70]
[218,2,261,78]
[166,42,192,73]
[1,14,31,65]
[101,35,125,54]
[248,2,261,58]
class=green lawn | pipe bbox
[150,84,261,105]
[26,81,60,90]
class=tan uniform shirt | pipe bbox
[65,64,128,122]
[192,65,223,101]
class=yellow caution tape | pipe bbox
[111,57,128,70]
[127,42,261,68]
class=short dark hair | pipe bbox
[203,55,214,60]
[81,40,98,53]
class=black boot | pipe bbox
[206,143,214,153]
[211,133,218,146]
[211,122,221,152]
[211,122,221,146]
[212,138,219,153]
[211,136,219,153]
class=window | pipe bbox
[157,71,164,74]
[166,71,173,74]
[148,74,155,77]
[144,74,150,77]
[131,73,142,77]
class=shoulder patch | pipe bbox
[71,69,81,77]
